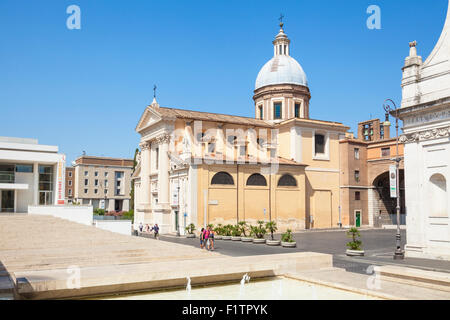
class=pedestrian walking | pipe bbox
[204,227,210,250]
[152,223,160,239]
[139,222,143,233]
[208,225,215,251]
[199,228,205,249]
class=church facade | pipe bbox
[133,22,348,234]
[398,1,450,260]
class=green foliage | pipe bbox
[231,224,242,237]
[250,220,267,239]
[122,210,134,221]
[281,229,295,243]
[266,221,278,240]
[346,227,363,251]
[223,224,233,236]
[207,223,214,230]
[185,223,196,234]
[93,208,105,216]
[214,224,223,236]
[238,221,249,237]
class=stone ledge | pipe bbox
[13,252,332,300]
[374,265,450,292]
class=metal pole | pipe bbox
[394,109,404,259]
[384,99,404,260]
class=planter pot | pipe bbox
[241,237,253,242]
[231,236,242,241]
[281,241,297,248]
[215,235,223,240]
[186,234,196,238]
[222,236,232,240]
[253,238,267,244]
[346,249,365,256]
[266,240,281,246]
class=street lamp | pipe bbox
[383,99,404,260]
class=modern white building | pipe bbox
[0,137,66,213]
[398,1,450,260]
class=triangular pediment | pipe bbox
[135,106,163,133]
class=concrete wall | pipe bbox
[15,172,34,212]
[94,220,132,236]
[28,205,93,226]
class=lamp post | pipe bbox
[383,99,404,260]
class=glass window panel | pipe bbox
[315,134,325,155]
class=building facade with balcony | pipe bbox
[71,156,133,212]
[0,136,66,213]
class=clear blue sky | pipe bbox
[0,0,447,164]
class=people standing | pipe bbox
[139,222,143,233]
[152,223,160,239]
[199,228,205,249]
[208,226,215,251]
[204,227,210,251]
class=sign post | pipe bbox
[389,165,397,198]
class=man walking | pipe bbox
[152,223,160,240]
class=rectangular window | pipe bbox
[69,172,72,177]
[94,189,98,194]
[155,147,159,170]
[84,179,88,186]
[105,180,108,187]
[274,103,282,119]
[117,180,121,187]
[95,171,99,177]
[94,179,98,186]
[38,165,54,205]
[381,148,390,157]
[354,170,360,183]
[259,106,263,120]
[68,180,72,186]
[314,134,325,155]
[354,148,360,160]
[68,189,72,196]
[16,165,33,173]
[355,191,361,201]
[84,189,88,194]
[84,171,88,176]
[294,103,300,118]
[105,172,108,177]
[116,189,121,195]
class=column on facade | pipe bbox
[158,135,170,207]
[33,162,39,205]
[140,141,151,205]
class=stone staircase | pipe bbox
[0,214,220,298]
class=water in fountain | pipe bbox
[239,273,250,298]
[186,277,191,297]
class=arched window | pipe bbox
[278,174,297,187]
[211,172,234,185]
[429,174,447,217]
[246,173,267,186]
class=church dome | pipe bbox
[255,22,308,90]
[255,55,308,90]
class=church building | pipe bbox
[398,0,450,260]
[133,22,349,234]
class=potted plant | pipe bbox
[346,227,364,256]
[185,223,196,238]
[231,224,242,241]
[238,221,252,242]
[265,221,280,246]
[222,224,232,240]
[214,224,223,240]
[250,220,267,244]
[281,229,296,247]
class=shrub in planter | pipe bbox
[185,223,196,238]
[222,224,233,240]
[250,220,267,244]
[265,221,280,246]
[238,221,252,242]
[281,229,296,247]
[214,224,223,240]
[231,224,242,240]
[346,227,364,256]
